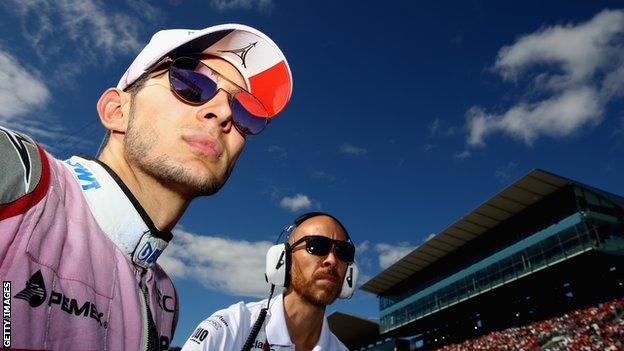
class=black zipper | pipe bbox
[139,270,160,351]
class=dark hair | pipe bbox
[97,73,153,155]
[125,72,152,97]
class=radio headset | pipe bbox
[240,212,359,351]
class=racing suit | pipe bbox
[0,126,178,350]
[181,294,348,351]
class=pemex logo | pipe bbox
[14,270,47,307]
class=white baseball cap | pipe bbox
[117,23,293,117]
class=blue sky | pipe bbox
[2,0,624,346]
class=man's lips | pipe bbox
[183,135,223,160]
[315,272,340,284]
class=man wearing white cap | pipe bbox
[0,24,292,350]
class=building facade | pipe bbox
[361,169,624,349]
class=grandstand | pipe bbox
[439,297,623,350]
[360,169,624,350]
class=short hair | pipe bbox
[287,212,351,244]
[125,72,152,97]
[97,73,152,156]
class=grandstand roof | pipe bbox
[360,168,617,295]
[327,311,379,349]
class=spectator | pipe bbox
[438,297,624,351]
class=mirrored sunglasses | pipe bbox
[146,56,270,136]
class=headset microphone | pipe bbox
[240,222,294,351]
[265,212,359,298]
[241,212,359,351]
[241,286,274,351]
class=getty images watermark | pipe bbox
[2,281,10,348]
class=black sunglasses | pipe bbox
[145,56,270,136]
[291,235,355,263]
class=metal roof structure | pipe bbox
[360,169,575,295]
[327,311,379,349]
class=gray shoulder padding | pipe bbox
[0,126,43,204]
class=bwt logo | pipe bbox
[65,160,101,190]
[138,242,162,264]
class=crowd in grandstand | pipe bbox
[438,297,624,350]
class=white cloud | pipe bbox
[494,10,623,85]
[601,64,624,101]
[310,170,336,182]
[0,50,50,120]
[126,0,161,22]
[0,0,161,144]
[209,0,273,12]
[267,146,283,152]
[429,118,457,137]
[429,118,442,135]
[466,9,624,147]
[64,1,143,55]
[267,145,287,157]
[159,229,273,297]
[375,242,416,270]
[424,233,436,242]
[339,143,367,156]
[266,185,283,200]
[4,0,156,83]
[279,194,313,212]
[467,88,602,146]
[0,49,62,140]
[495,161,519,182]
[453,150,471,159]
[357,240,370,254]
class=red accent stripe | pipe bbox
[0,145,51,220]
[248,60,291,117]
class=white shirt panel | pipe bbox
[181,294,348,351]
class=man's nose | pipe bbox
[196,89,233,132]
[322,248,339,267]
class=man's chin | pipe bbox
[177,166,231,196]
[314,292,337,307]
[154,170,225,197]
[310,286,340,306]
[187,176,225,196]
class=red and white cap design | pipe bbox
[117,23,292,117]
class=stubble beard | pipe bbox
[123,98,231,197]
[289,263,340,308]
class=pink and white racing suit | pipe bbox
[0,126,178,350]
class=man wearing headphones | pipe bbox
[182,212,359,351]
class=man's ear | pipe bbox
[97,88,130,133]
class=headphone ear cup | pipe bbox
[265,243,290,288]
[339,262,359,299]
